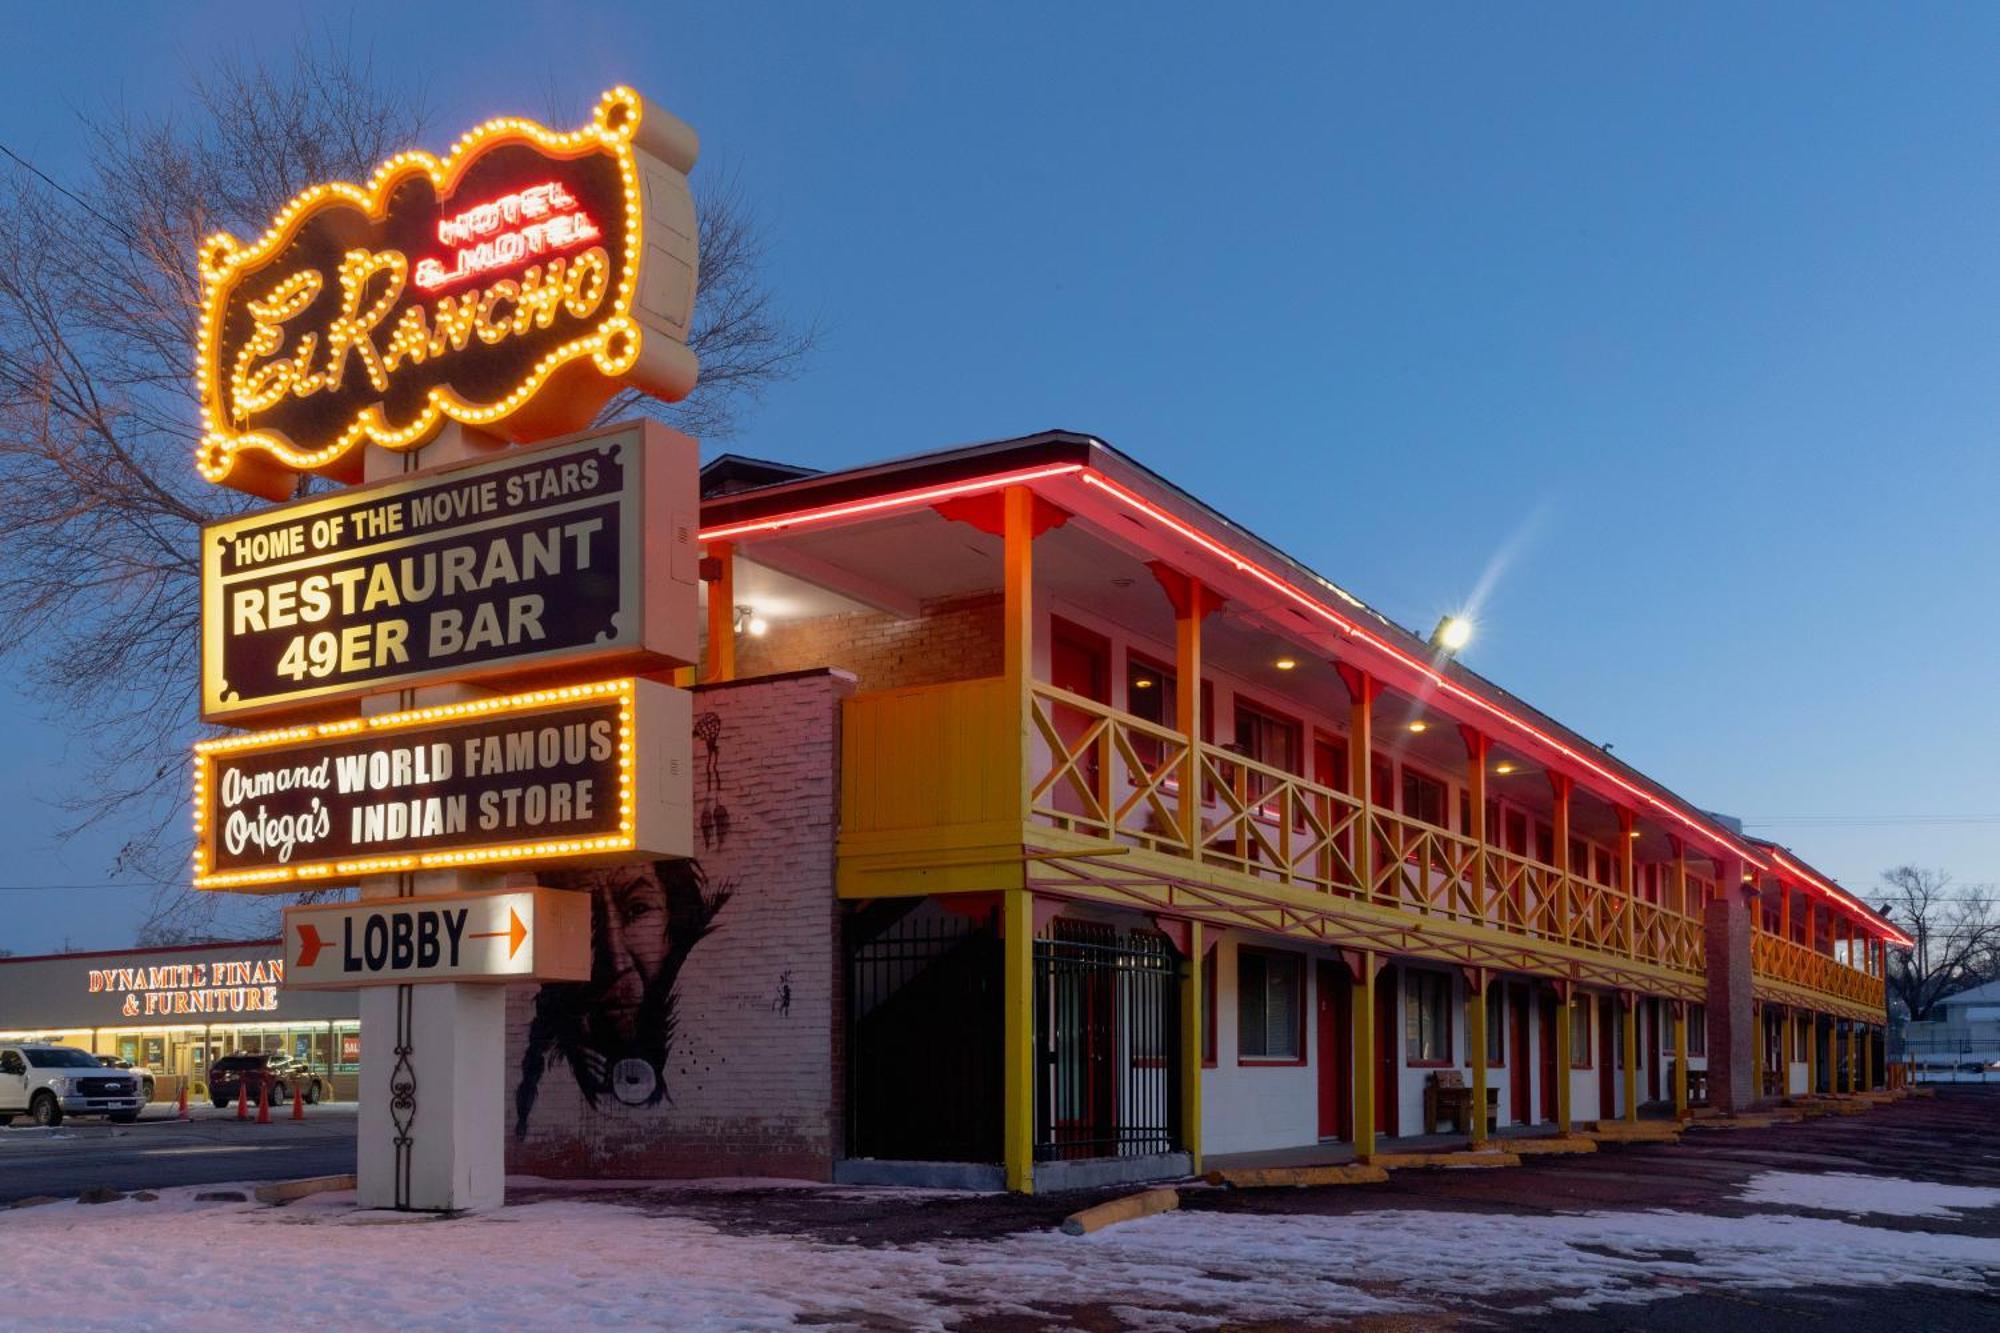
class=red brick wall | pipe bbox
[734,591,1001,693]
[506,669,852,1180]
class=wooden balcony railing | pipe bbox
[1022,682,1704,977]
[1751,929,1884,1010]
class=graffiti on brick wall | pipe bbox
[512,711,736,1135]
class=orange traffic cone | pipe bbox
[291,1083,304,1121]
[236,1080,249,1120]
[177,1085,189,1121]
[256,1076,271,1124]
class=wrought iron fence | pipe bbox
[845,901,1002,1163]
[1034,921,1181,1162]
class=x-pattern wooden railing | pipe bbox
[1025,683,1706,978]
[1752,930,1883,1008]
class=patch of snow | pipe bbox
[1737,1170,2000,1218]
[2,1176,1998,1330]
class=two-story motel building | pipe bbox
[504,429,1906,1194]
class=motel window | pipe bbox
[1688,1004,1707,1057]
[1237,947,1303,1062]
[1127,656,1213,763]
[1535,822,1554,865]
[1201,943,1217,1066]
[1401,768,1447,830]
[1594,846,1614,888]
[1570,999,1594,1068]
[1234,698,1301,775]
[1505,809,1529,857]
[1404,970,1452,1066]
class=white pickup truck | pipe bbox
[0,1044,145,1126]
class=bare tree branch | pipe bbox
[0,38,815,943]
[1882,865,2000,1021]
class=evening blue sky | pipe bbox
[1,3,1995,951]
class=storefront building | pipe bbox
[498,430,1907,1193]
[0,941,359,1104]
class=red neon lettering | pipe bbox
[413,181,599,293]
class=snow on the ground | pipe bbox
[1736,1170,2000,1218]
[3,1174,1999,1331]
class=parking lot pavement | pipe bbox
[0,1103,355,1203]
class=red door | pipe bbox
[1316,962,1352,1140]
[1374,966,1399,1137]
[1538,993,1559,1122]
[1647,1001,1661,1102]
[1598,996,1617,1119]
[1509,983,1532,1124]
[1048,620,1110,824]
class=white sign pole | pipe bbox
[355,424,509,1213]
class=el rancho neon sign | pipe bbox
[194,87,701,499]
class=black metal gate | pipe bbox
[845,900,1001,1163]
[1035,920,1181,1161]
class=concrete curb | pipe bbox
[1364,1150,1520,1169]
[1504,1136,1598,1155]
[1205,1164,1389,1190]
[253,1174,357,1204]
[1060,1186,1178,1234]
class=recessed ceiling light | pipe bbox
[1274,658,1297,671]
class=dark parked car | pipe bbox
[95,1055,156,1102]
[206,1053,328,1109]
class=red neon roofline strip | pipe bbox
[1072,471,1768,869]
[698,463,1087,542]
[1772,851,1910,945]
[699,461,1776,873]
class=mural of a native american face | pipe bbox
[513,856,732,1135]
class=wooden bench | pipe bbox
[1423,1069,1499,1135]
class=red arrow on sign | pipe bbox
[296,922,325,969]
[468,907,529,960]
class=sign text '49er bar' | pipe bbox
[201,421,695,723]
[193,677,691,891]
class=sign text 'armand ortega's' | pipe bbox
[193,86,701,500]
[193,678,690,890]
[201,422,694,722]
[284,889,590,988]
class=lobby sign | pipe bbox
[200,422,697,723]
[194,86,701,500]
[283,888,590,989]
[192,677,691,891]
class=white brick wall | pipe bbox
[506,669,853,1180]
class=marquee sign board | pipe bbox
[200,421,696,723]
[193,677,691,891]
[194,86,701,500]
[282,888,590,989]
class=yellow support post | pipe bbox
[1622,993,1639,1123]
[1339,666,1382,898]
[1672,1001,1689,1120]
[1002,888,1035,1193]
[1467,969,1488,1147]
[1862,1025,1874,1093]
[701,540,735,684]
[1844,1018,1856,1094]
[1806,1009,1818,1095]
[1554,983,1573,1135]
[1352,952,1377,1159]
[1180,922,1203,1174]
[1550,775,1574,943]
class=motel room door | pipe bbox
[1538,992,1559,1123]
[1374,965,1399,1136]
[1509,983,1532,1124]
[1598,995,1617,1118]
[1316,962,1352,1140]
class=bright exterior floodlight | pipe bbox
[1430,614,1474,654]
